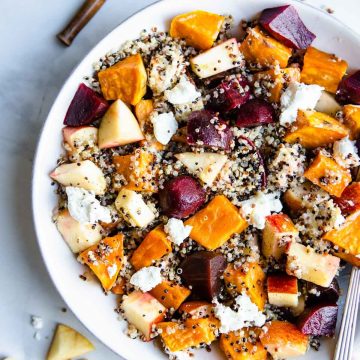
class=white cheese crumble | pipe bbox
[279,82,323,126]
[107,264,118,278]
[151,112,178,145]
[214,294,266,333]
[130,266,162,292]
[240,192,283,229]
[164,218,192,246]
[333,136,360,168]
[164,76,201,105]
[66,186,111,224]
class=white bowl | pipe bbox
[32,0,360,359]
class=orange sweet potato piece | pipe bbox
[224,262,267,311]
[170,10,224,50]
[157,318,218,352]
[254,67,301,103]
[79,234,124,291]
[178,301,213,318]
[98,54,147,104]
[323,210,360,257]
[343,105,360,140]
[301,47,348,93]
[284,110,349,148]
[304,153,351,197]
[240,26,292,69]
[111,277,125,295]
[130,225,172,270]
[185,195,248,250]
[335,247,360,267]
[220,328,267,360]
[260,321,309,359]
[150,280,191,310]
[113,149,156,192]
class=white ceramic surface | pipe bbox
[30,0,360,359]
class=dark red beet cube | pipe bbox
[235,98,274,128]
[306,279,340,305]
[259,5,316,49]
[158,175,206,219]
[180,251,227,301]
[298,303,338,337]
[187,110,233,150]
[64,83,109,126]
[336,70,360,105]
[207,78,251,112]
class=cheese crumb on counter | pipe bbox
[66,186,112,224]
[130,266,162,292]
[165,76,201,105]
[333,136,360,168]
[279,82,323,126]
[164,218,192,246]
[151,112,178,145]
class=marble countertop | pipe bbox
[0,0,359,359]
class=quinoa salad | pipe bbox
[50,5,360,360]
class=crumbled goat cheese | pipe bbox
[66,186,112,224]
[240,192,283,229]
[165,76,201,105]
[164,218,192,246]
[130,266,162,292]
[30,315,43,330]
[333,136,360,168]
[151,112,178,145]
[279,82,323,126]
[169,351,192,360]
[214,294,266,333]
[107,264,118,278]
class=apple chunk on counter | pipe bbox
[286,242,340,287]
[267,273,298,307]
[121,291,166,341]
[50,160,107,195]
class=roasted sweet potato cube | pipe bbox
[157,318,217,352]
[78,234,124,291]
[301,47,348,93]
[113,149,155,192]
[98,54,147,104]
[334,182,360,214]
[179,301,213,319]
[304,153,351,197]
[343,104,360,140]
[323,210,360,257]
[220,329,267,360]
[130,225,172,270]
[260,321,309,359]
[224,262,266,311]
[170,10,224,50]
[185,195,248,250]
[254,67,300,103]
[240,26,292,69]
[284,110,349,149]
[111,277,125,295]
[150,280,191,310]
[335,248,360,267]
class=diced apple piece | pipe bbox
[262,213,298,260]
[46,324,94,360]
[55,209,103,253]
[50,160,106,195]
[267,273,298,307]
[284,110,349,149]
[304,153,351,197]
[175,152,227,186]
[121,291,166,341]
[98,99,144,149]
[62,126,98,158]
[343,104,360,140]
[190,38,242,78]
[286,242,340,287]
[315,91,341,115]
[98,54,147,104]
[291,295,305,317]
[323,210,360,257]
[115,189,155,228]
[260,321,308,360]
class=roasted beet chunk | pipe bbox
[207,77,251,112]
[187,110,233,150]
[158,175,206,219]
[259,5,315,49]
[298,303,338,336]
[306,279,340,304]
[235,98,274,128]
[180,251,227,301]
[336,70,360,105]
[64,83,109,126]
